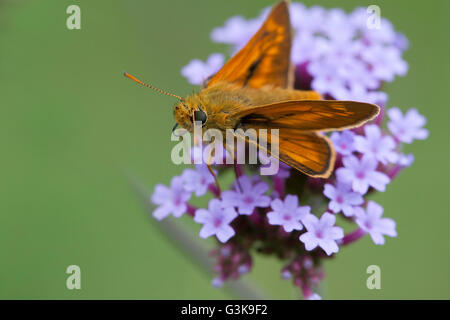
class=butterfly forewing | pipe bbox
[207,1,292,89]
[232,100,380,132]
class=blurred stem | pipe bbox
[273,176,285,198]
[208,184,220,197]
[186,203,196,217]
[127,173,269,299]
[342,228,366,245]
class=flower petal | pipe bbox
[216,225,235,243]
[300,232,319,251]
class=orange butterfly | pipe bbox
[125,0,379,178]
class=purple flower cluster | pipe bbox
[150,2,428,299]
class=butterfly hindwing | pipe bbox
[234,127,334,178]
[275,130,334,178]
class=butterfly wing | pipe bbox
[275,130,334,177]
[206,1,292,89]
[232,100,380,132]
[235,128,334,177]
[231,100,379,177]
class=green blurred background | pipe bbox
[1,0,449,299]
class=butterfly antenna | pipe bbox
[123,72,183,101]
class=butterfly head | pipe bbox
[173,95,208,133]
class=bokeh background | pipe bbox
[1,0,449,299]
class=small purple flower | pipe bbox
[194,199,238,243]
[331,84,388,105]
[277,163,292,179]
[291,32,329,64]
[335,49,379,90]
[387,107,429,143]
[330,130,356,156]
[221,175,270,215]
[238,264,250,275]
[307,293,322,300]
[354,124,398,164]
[308,42,381,98]
[299,212,344,256]
[397,153,415,167]
[350,7,403,48]
[323,182,364,217]
[322,8,355,42]
[355,201,397,245]
[267,195,311,232]
[211,277,224,288]
[288,2,308,31]
[295,5,327,34]
[309,59,346,96]
[181,53,224,85]
[210,11,268,51]
[336,155,390,194]
[151,176,191,220]
[361,45,408,82]
[182,164,216,197]
[281,270,292,280]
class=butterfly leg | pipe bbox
[206,151,221,196]
[207,164,221,196]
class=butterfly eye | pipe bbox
[194,109,207,125]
